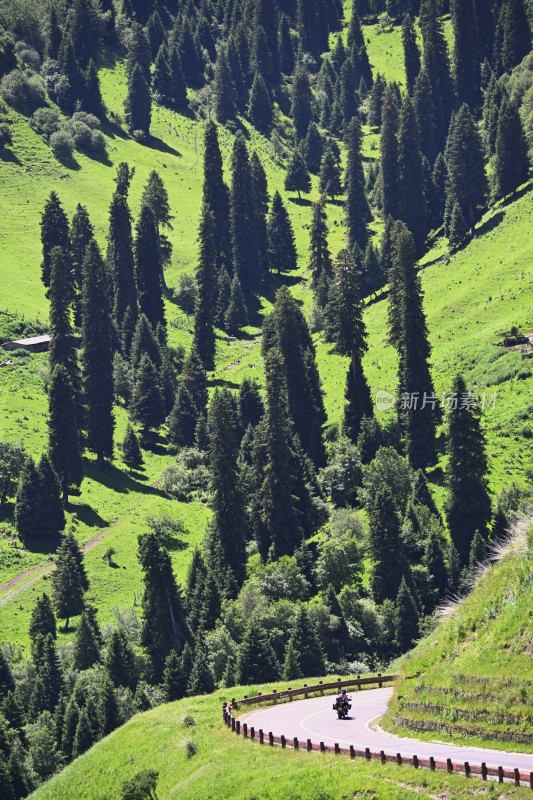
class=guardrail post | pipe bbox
[378,673,382,688]
[397,753,402,765]
[514,769,520,787]
[498,766,504,784]
[243,723,247,738]
[231,717,236,732]
[269,732,274,746]
[320,742,326,753]
[430,757,435,771]
[222,702,227,721]
[335,743,340,755]
[257,692,262,698]
[529,771,533,789]
[273,690,277,704]
[464,762,470,777]
[447,758,453,773]
[304,683,308,698]
[380,750,386,764]
[357,675,361,690]
[319,680,324,696]
[481,763,487,781]
[281,735,286,749]
[236,721,240,735]
[288,687,292,701]
[259,729,264,744]
[413,755,419,770]
[250,727,255,740]
[307,739,312,752]
[350,746,355,759]
[293,737,299,750]
[365,748,371,761]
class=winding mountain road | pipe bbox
[243,687,533,773]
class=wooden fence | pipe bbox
[222,675,533,789]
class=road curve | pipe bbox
[243,687,533,772]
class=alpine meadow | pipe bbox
[0,0,532,799]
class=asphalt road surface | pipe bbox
[243,687,533,772]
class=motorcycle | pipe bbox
[333,695,352,719]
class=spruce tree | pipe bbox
[248,71,272,132]
[97,673,120,736]
[230,136,261,300]
[215,268,231,330]
[267,191,297,274]
[51,532,88,630]
[402,14,421,94]
[81,240,114,464]
[153,43,171,104]
[288,605,326,677]
[413,69,437,166]
[105,629,136,689]
[125,21,151,83]
[424,527,448,599]
[162,650,185,701]
[48,365,83,503]
[124,62,152,136]
[282,639,302,680]
[397,97,427,256]
[368,487,404,603]
[284,146,311,200]
[419,0,456,152]
[225,275,249,334]
[135,203,165,332]
[236,617,279,684]
[448,201,469,249]
[380,85,400,220]
[444,374,491,565]
[62,697,80,760]
[130,313,161,372]
[37,454,65,536]
[451,0,480,109]
[309,200,333,302]
[122,423,144,472]
[29,593,57,643]
[493,97,530,199]
[0,650,14,701]
[213,46,236,123]
[168,386,197,448]
[394,576,419,652]
[186,641,215,696]
[131,355,165,437]
[238,378,264,433]
[303,122,324,174]
[40,192,70,291]
[193,201,217,370]
[250,152,270,279]
[291,66,314,140]
[345,117,371,250]
[181,346,208,415]
[141,171,173,292]
[59,35,87,111]
[202,122,232,276]
[168,47,188,111]
[107,167,137,330]
[254,348,304,558]
[85,58,104,117]
[206,390,247,596]
[138,531,188,681]
[73,607,100,670]
[446,103,488,233]
[14,457,41,542]
[279,13,295,75]
[70,204,94,326]
[73,707,94,757]
[501,0,531,73]
[319,147,343,201]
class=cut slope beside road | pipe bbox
[243,688,533,773]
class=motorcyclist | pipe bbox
[335,689,351,711]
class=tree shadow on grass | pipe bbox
[209,376,240,390]
[68,503,108,529]
[146,134,182,158]
[474,210,505,238]
[0,146,21,166]
[260,272,303,306]
[84,459,166,497]
[288,196,313,207]
[23,530,63,556]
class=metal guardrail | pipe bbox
[222,674,533,789]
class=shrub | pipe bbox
[49,129,74,162]
[173,273,198,315]
[0,120,11,146]
[181,714,196,727]
[0,69,46,114]
[183,739,197,758]
[30,106,60,138]
[16,44,40,71]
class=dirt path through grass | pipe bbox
[0,478,163,606]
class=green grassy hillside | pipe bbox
[28,679,531,800]
[384,515,533,751]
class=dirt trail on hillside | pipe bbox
[0,478,163,607]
